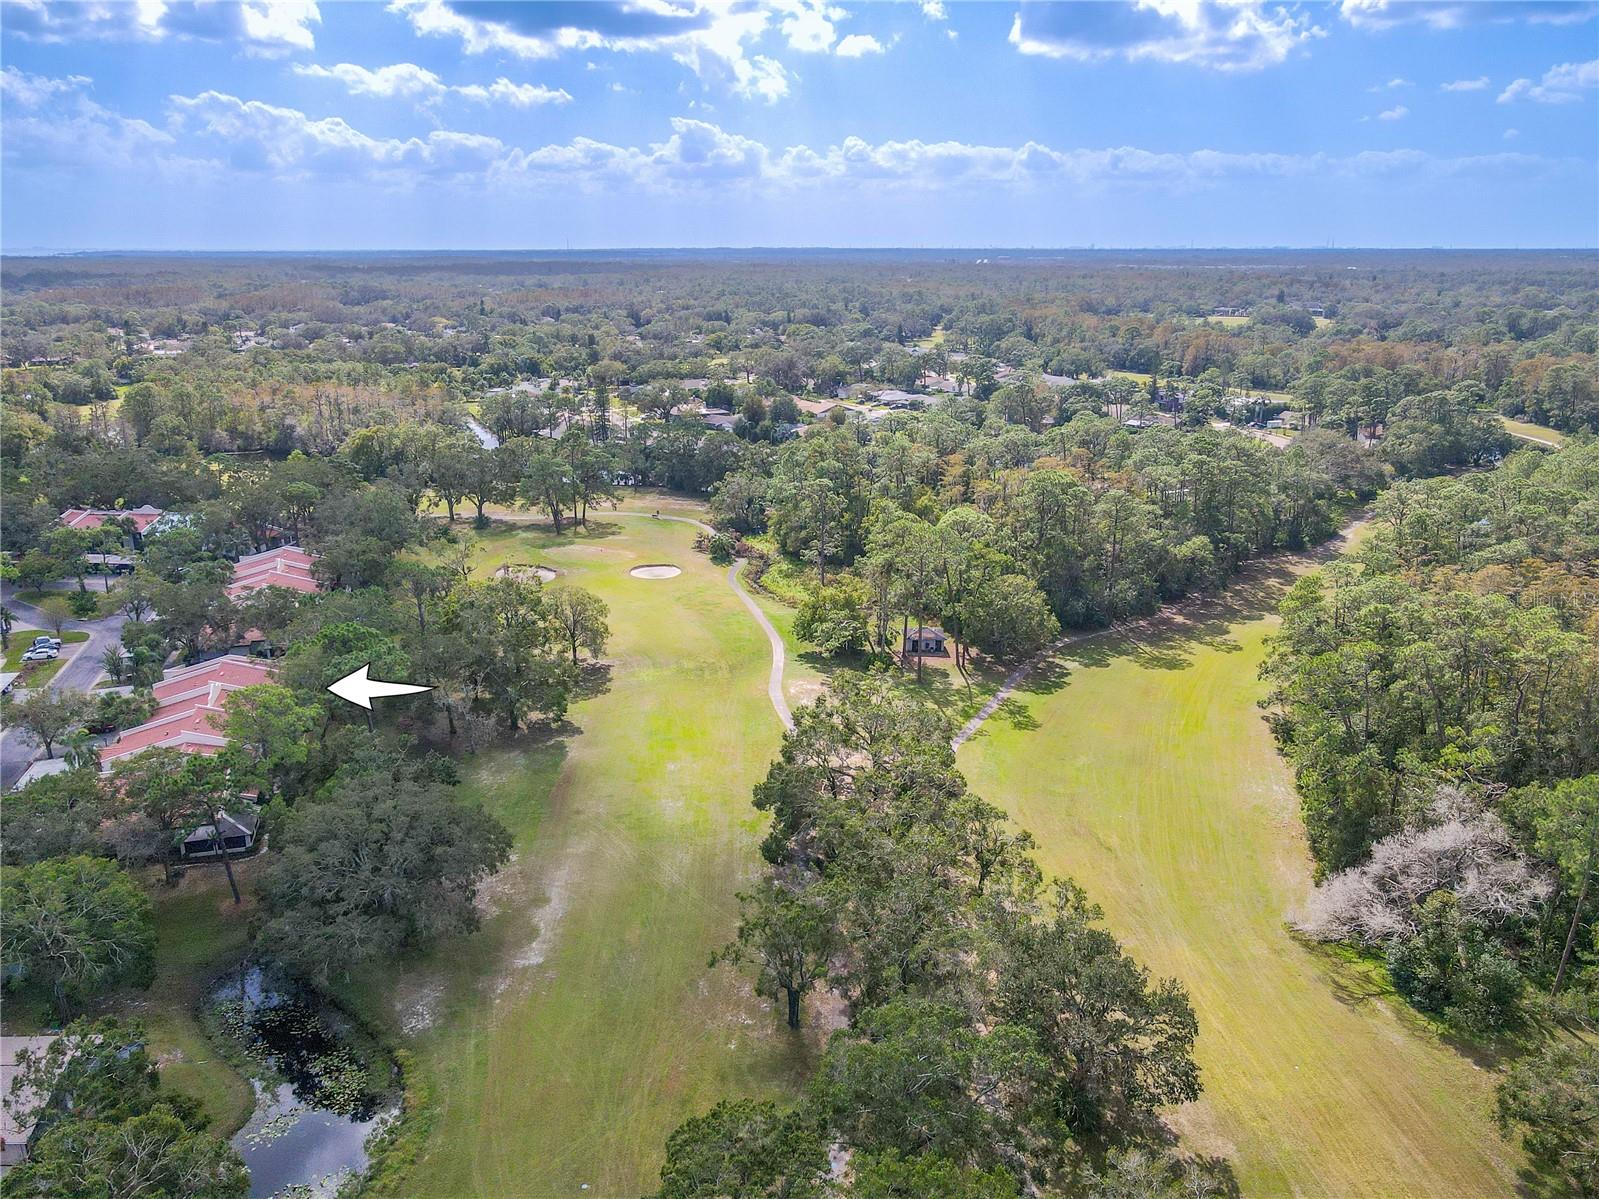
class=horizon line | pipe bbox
[4,245,1597,256]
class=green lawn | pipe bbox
[349,501,817,1197]
[131,862,260,1133]
[955,559,1525,1197]
[4,627,91,688]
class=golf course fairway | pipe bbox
[956,558,1525,1197]
[356,503,814,1197]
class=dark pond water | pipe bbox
[205,965,401,1199]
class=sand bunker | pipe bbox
[496,563,557,583]
[629,563,682,579]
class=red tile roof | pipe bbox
[227,546,320,598]
[102,657,279,767]
[59,505,165,533]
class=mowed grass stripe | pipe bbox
[353,509,815,1198]
[958,597,1523,1197]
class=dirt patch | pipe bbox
[629,564,682,579]
[495,563,557,583]
[395,976,446,1035]
[493,856,578,999]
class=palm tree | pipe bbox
[62,728,101,773]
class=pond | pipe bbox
[205,965,402,1199]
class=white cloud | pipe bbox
[16,85,1571,197]
[0,0,320,54]
[1340,0,1596,30]
[294,62,447,101]
[454,79,573,107]
[1504,128,1519,139]
[390,1,893,101]
[835,33,885,57]
[779,1,844,52]
[294,61,573,108]
[1009,0,1323,71]
[168,90,503,175]
[1,68,190,174]
[1498,59,1598,103]
[0,65,93,108]
[490,119,1566,193]
[1378,105,1408,120]
[1367,76,1410,91]
[1440,76,1489,92]
[392,0,805,101]
[921,0,947,19]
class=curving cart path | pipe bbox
[611,512,793,731]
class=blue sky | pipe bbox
[2,0,1596,250]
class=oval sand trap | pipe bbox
[630,564,682,579]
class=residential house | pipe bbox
[903,626,948,656]
[180,810,260,860]
[58,505,165,549]
[1,1036,58,1172]
[226,546,319,600]
[99,657,279,769]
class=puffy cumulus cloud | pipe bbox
[920,0,947,19]
[293,62,447,101]
[1440,76,1489,91]
[493,120,1566,193]
[456,79,573,107]
[834,33,885,57]
[167,90,503,175]
[1340,0,1596,30]
[293,62,573,107]
[1,0,320,53]
[1498,59,1598,103]
[1008,0,1323,71]
[392,0,889,102]
[395,0,791,100]
[1377,104,1408,120]
[1,68,188,174]
[0,65,92,108]
[24,82,1569,197]
[1366,76,1409,91]
[778,0,844,52]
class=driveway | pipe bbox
[0,587,128,790]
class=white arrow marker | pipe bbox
[327,663,434,711]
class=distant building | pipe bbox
[870,390,920,409]
[903,626,948,656]
[226,545,319,599]
[180,810,260,860]
[58,505,166,548]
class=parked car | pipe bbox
[21,646,60,663]
[30,636,63,650]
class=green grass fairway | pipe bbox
[1500,415,1567,447]
[354,503,816,1197]
[956,563,1524,1197]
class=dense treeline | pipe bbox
[4,252,1596,460]
[717,415,1380,655]
[1265,442,1599,1057]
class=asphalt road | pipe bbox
[0,587,128,790]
